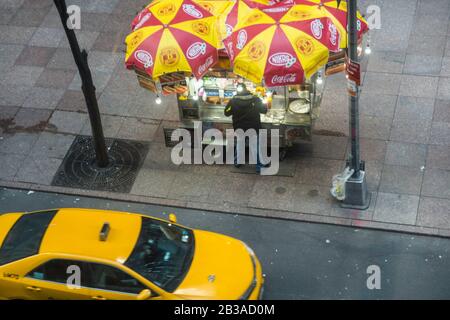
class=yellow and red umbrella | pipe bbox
[125,0,219,79]
[273,0,369,48]
[223,5,340,86]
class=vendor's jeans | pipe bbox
[234,135,262,171]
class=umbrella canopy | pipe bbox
[125,0,219,79]
[283,0,369,48]
[223,5,340,87]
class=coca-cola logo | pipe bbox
[198,56,214,75]
[227,42,234,60]
[187,42,207,59]
[271,73,297,84]
[236,30,247,50]
[134,12,151,31]
[268,53,296,68]
[182,4,203,19]
[134,50,153,69]
[311,19,324,39]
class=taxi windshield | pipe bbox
[125,217,194,292]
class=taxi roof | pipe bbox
[39,208,142,263]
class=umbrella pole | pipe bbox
[341,0,370,209]
[53,0,109,168]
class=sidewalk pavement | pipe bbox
[1,0,449,237]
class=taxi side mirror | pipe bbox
[169,213,177,224]
[137,289,152,300]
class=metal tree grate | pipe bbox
[52,135,149,193]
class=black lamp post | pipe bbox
[53,0,109,168]
[341,0,370,209]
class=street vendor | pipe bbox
[224,83,268,173]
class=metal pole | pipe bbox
[341,0,370,209]
[54,0,109,167]
[348,0,360,177]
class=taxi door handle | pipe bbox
[91,296,107,300]
[26,286,42,292]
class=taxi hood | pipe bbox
[174,230,254,300]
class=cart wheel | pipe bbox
[279,148,287,161]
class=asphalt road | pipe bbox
[1,187,449,299]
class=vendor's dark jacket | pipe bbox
[224,91,267,131]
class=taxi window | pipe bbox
[0,210,57,266]
[27,259,89,287]
[87,263,146,294]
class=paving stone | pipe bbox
[113,0,150,15]
[29,27,64,48]
[363,72,402,96]
[416,0,450,15]
[80,114,123,138]
[78,13,110,31]
[12,108,52,130]
[426,145,450,170]
[385,141,427,167]
[417,197,450,229]
[403,55,443,76]
[35,68,76,89]
[249,177,296,211]
[295,158,344,187]
[0,132,39,155]
[394,96,435,122]
[0,106,19,119]
[379,164,424,195]
[92,31,127,52]
[139,142,181,172]
[437,77,450,99]
[311,112,348,137]
[399,75,439,98]
[359,93,397,119]
[101,13,135,32]
[14,46,56,67]
[0,153,26,179]
[0,9,16,26]
[445,37,450,57]
[168,172,214,202]
[364,160,383,192]
[10,7,50,27]
[0,0,25,9]
[440,57,450,77]
[0,66,43,86]
[310,135,348,160]
[412,13,450,37]
[47,110,88,134]
[0,85,32,107]
[367,51,405,74]
[116,117,159,141]
[40,6,61,29]
[47,48,77,70]
[407,35,447,56]
[131,169,177,198]
[430,121,450,145]
[21,0,53,9]
[373,192,419,225]
[58,30,99,51]
[360,115,392,140]
[14,155,62,185]
[57,90,87,113]
[421,168,450,199]
[30,132,75,159]
[389,118,431,144]
[22,87,65,110]
[0,25,36,44]
[290,184,334,215]
[206,175,256,206]
[0,44,24,69]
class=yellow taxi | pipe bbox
[0,208,264,300]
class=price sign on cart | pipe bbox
[345,55,361,96]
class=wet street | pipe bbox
[1,187,449,299]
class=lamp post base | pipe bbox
[340,171,371,210]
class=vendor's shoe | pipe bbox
[234,163,243,168]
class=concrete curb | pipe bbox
[1,180,449,239]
